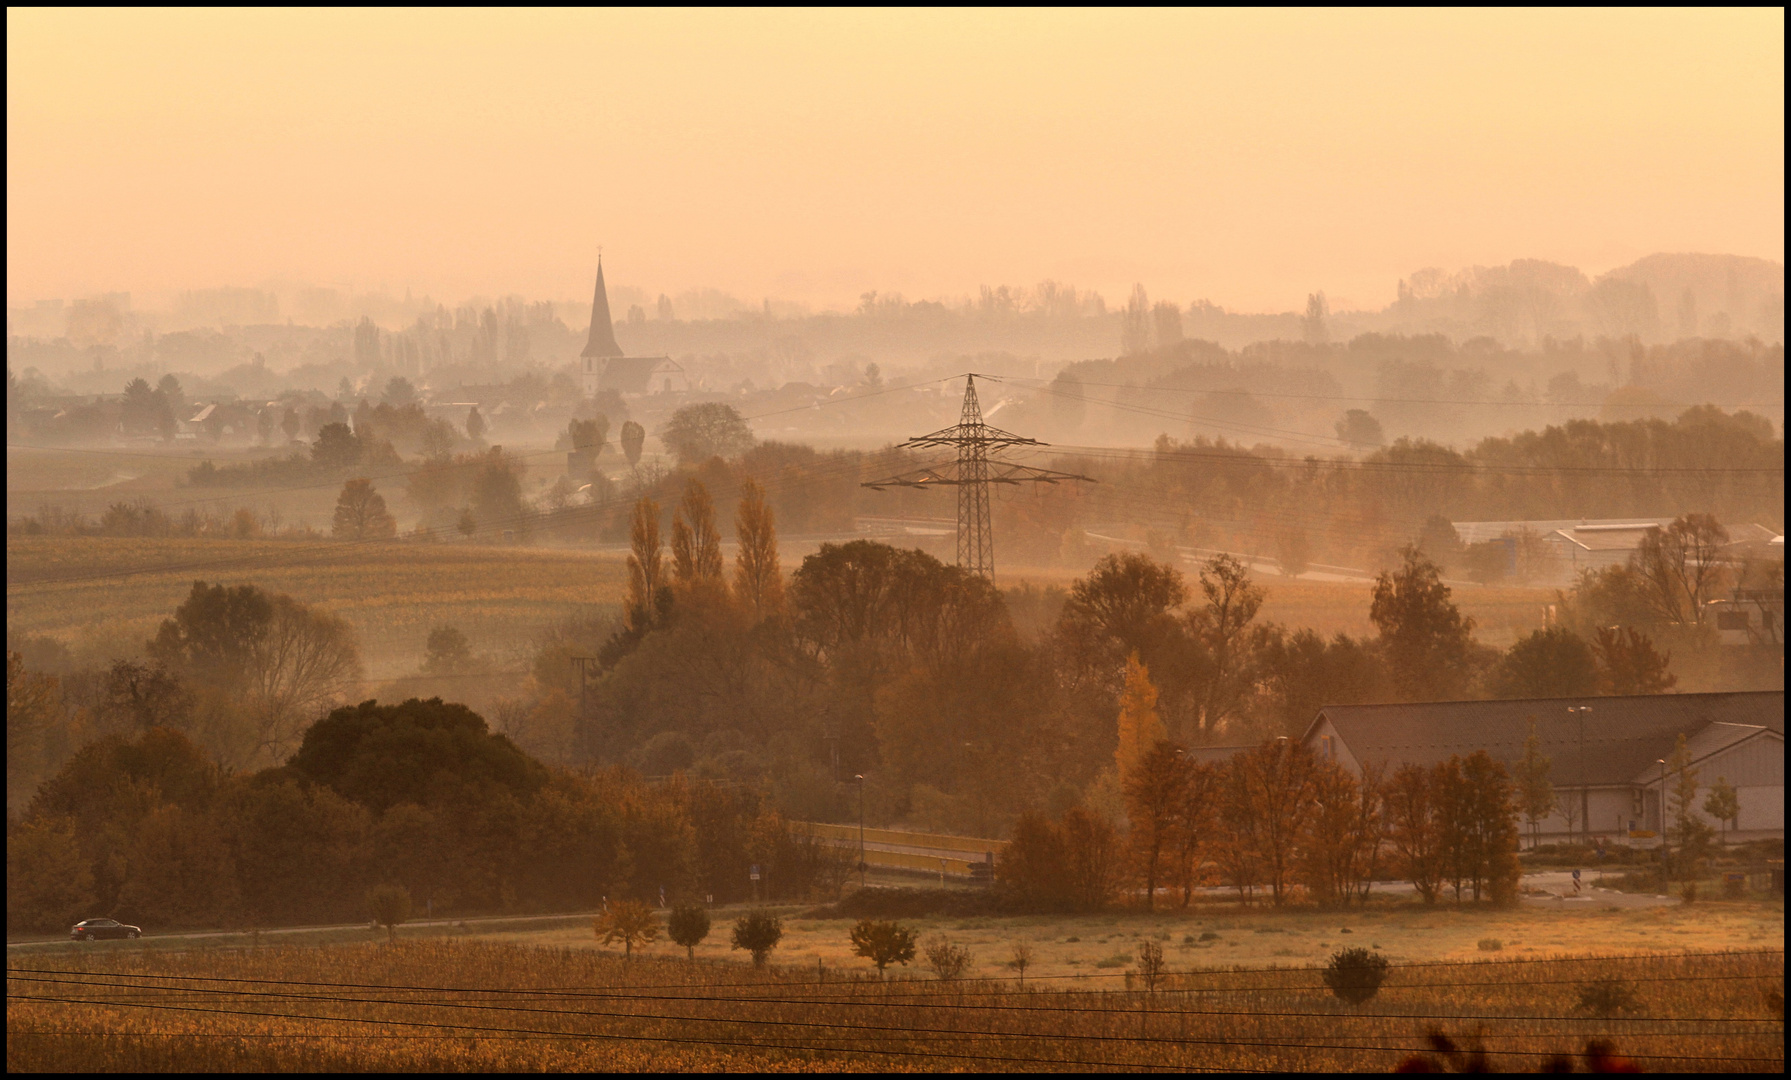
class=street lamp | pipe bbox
[854,774,867,889]
[1656,758,1669,892]
[1568,706,1592,845]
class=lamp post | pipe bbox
[1568,706,1592,845]
[854,774,866,889]
[1656,758,1669,892]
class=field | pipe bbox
[8,929,1782,1072]
[7,536,1557,679]
[5,537,627,679]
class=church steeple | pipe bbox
[581,257,624,359]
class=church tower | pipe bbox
[580,257,624,396]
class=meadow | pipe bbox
[8,935,1781,1072]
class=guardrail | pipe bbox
[793,822,1004,881]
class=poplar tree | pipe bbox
[670,479,722,583]
[732,479,784,620]
[625,497,665,632]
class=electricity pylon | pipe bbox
[863,374,1093,579]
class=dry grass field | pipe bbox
[6,537,627,678]
[8,937,1781,1072]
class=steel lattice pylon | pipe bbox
[863,374,1093,579]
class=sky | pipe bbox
[7,8,1784,314]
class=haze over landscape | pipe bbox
[6,9,1784,1074]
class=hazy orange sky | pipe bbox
[7,8,1783,314]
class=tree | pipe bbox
[661,403,755,466]
[1122,740,1189,910]
[1592,627,1676,695]
[1459,751,1522,905]
[1228,738,1322,906]
[332,478,398,540]
[731,911,783,967]
[670,480,723,583]
[1494,627,1598,699]
[1006,941,1034,986]
[1334,409,1384,450]
[1385,763,1442,904]
[465,405,486,444]
[1115,653,1167,779]
[6,816,96,933]
[625,497,666,632]
[1059,805,1122,911]
[99,660,192,733]
[1664,732,1711,880]
[1702,777,1739,847]
[311,422,363,470]
[733,478,784,620]
[1276,527,1312,578]
[850,918,918,978]
[620,420,646,466]
[1058,553,1187,675]
[287,698,545,814]
[7,653,64,813]
[382,376,416,407]
[1185,554,1266,736]
[668,903,712,960]
[1370,545,1477,701]
[1631,514,1730,626]
[366,884,412,942]
[471,448,526,538]
[1169,760,1218,907]
[595,899,660,958]
[422,626,474,675]
[1302,291,1330,345]
[1514,720,1556,850]
[281,407,300,442]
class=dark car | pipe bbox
[70,918,141,941]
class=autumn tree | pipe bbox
[1494,627,1598,699]
[471,448,526,538]
[422,626,475,675]
[595,899,660,958]
[1115,652,1168,779]
[1121,739,1190,910]
[7,653,66,815]
[1592,627,1676,695]
[732,478,785,620]
[465,404,486,443]
[670,479,723,584]
[624,497,666,632]
[99,660,192,733]
[1169,759,1218,907]
[1227,738,1323,906]
[1370,545,1478,701]
[731,910,783,967]
[332,478,398,540]
[1384,763,1442,904]
[1664,732,1711,879]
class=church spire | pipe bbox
[581,256,624,359]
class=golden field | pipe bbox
[8,936,1781,1072]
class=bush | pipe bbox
[1575,978,1641,1017]
[366,884,411,942]
[1477,938,1503,952]
[730,911,783,968]
[1322,947,1390,1005]
[923,938,973,980]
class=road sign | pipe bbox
[749,865,760,881]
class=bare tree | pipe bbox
[1630,514,1729,626]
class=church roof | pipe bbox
[598,355,680,394]
[581,260,624,359]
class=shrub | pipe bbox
[1575,979,1641,1017]
[1199,931,1220,941]
[923,938,973,980]
[1135,940,1167,992]
[1322,947,1390,1005]
[850,919,918,978]
[730,911,783,968]
[1477,938,1503,951]
[1006,941,1034,984]
[668,904,711,960]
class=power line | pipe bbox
[1001,374,1785,411]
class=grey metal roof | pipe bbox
[1308,691,1784,788]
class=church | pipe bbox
[580,259,686,397]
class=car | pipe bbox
[70,918,141,941]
